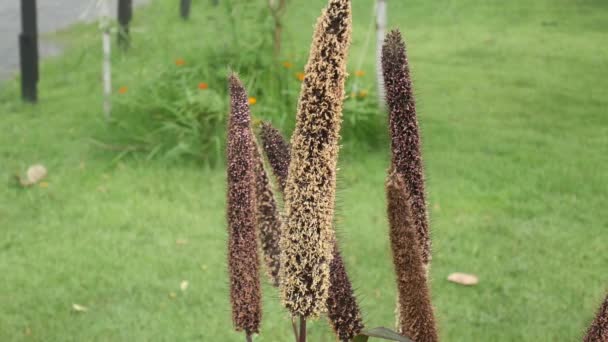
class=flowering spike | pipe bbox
[262,121,364,337]
[253,142,282,287]
[226,74,262,335]
[584,293,608,342]
[327,245,365,341]
[382,29,431,266]
[260,122,290,192]
[386,171,438,342]
[279,0,352,319]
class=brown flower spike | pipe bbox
[327,245,365,341]
[260,122,290,192]
[253,142,282,287]
[382,30,432,266]
[386,171,438,342]
[226,74,262,335]
[584,293,608,342]
[280,0,352,318]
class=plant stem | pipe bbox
[291,316,299,342]
[299,316,306,342]
[246,332,253,342]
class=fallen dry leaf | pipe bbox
[27,165,47,183]
[19,164,48,186]
[448,272,479,286]
[180,280,189,291]
[72,303,88,312]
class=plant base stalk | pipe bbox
[299,316,306,342]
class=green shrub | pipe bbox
[100,0,386,164]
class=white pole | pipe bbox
[100,0,112,119]
[376,0,387,107]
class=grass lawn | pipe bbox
[1,0,607,341]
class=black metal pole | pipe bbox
[180,0,191,19]
[117,0,133,49]
[19,0,39,103]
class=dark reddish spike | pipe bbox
[327,245,365,341]
[584,293,608,342]
[226,74,262,335]
[253,143,282,287]
[382,29,431,266]
[260,122,290,192]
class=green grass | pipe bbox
[1,0,608,341]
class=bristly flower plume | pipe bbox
[279,0,352,319]
[584,293,608,342]
[260,122,290,192]
[327,245,365,341]
[226,74,262,335]
[253,142,282,287]
[262,119,364,339]
[386,171,438,342]
[382,29,432,266]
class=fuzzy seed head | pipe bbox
[260,124,363,338]
[584,293,608,342]
[226,74,262,334]
[382,29,432,266]
[327,245,365,341]
[253,142,283,287]
[279,0,352,318]
[386,171,438,342]
[260,122,290,192]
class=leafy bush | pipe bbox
[101,0,386,164]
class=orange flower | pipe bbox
[175,58,186,67]
[198,82,209,90]
[248,97,257,105]
[358,90,369,99]
[282,61,294,69]
[118,86,128,94]
[295,72,305,81]
[355,70,365,77]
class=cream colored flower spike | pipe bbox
[279,0,352,319]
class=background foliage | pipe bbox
[0,0,607,341]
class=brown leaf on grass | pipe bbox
[27,165,47,183]
[18,164,48,186]
[447,273,479,286]
[72,304,88,312]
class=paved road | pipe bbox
[0,0,146,81]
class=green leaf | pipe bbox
[353,335,370,342]
[360,327,414,342]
